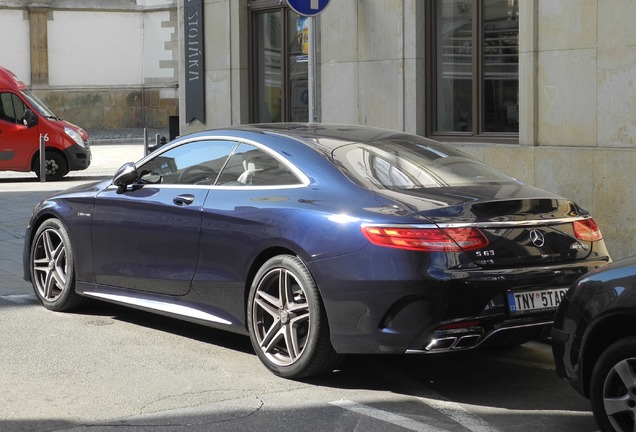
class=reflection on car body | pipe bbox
[23,123,611,379]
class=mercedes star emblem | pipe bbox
[529,229,545,247]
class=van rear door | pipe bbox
[0,92,38,172]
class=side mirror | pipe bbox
[23,109,37,127]
[113,162,139,189]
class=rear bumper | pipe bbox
[311,248,610,355]
[407,317,553,353]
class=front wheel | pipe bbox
[30,219,85,311]
[34,151,68,181]
[247,255,341,379]
[590,337,636,432]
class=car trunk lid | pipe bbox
[374,185,599,267]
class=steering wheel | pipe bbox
[177,165,218,185]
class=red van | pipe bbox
[0,66,91,180]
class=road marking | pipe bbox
[329,399,450,432]
[368,361,503,432]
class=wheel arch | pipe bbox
[581,312,636,397]
[243,246,298,315]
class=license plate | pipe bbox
[507,287,568,314]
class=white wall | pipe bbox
[144,10,175,79]
[137,0,174,6]
[0,9,31,84]
[48,11,144,86]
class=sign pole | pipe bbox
[286,0,331,123]
[308,16,318,123]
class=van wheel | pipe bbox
[35,152,68,181]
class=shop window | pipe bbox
[250,1,309,123]
[427,0,519,140]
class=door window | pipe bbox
[0,93,27,124]
[216,143,301,186]
[136,139,301,187]
[138,140,237,185]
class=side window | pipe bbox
[0,93,27,124]
[216,143,301,186]
[137,140,238,185]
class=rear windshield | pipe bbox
[332,136,516,190]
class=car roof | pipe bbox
[189,123,444,154]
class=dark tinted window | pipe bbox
[333,139,515,190]
[0,93,27,124]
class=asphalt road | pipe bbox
[0,144,600,432]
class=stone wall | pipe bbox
[0,0,178,130]
[34,87,179,129]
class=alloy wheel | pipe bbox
[251,267,311,367]
[32,227,69,302]
[603,358,636,431]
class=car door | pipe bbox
[91,139,239,296]
[191,143,307,318]
[0,92,38,171]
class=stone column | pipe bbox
[26,2,51,85]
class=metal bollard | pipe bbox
[39,134,46,183]
[144,128,149,155]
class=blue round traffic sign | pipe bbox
[287,0,331,16]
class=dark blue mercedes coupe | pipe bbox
[23,123,611,378]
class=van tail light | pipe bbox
[361,226,489,252]
[573,218,603,242]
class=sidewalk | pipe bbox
[0,137,147,298]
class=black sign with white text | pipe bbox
[185,0,205,124]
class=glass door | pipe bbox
[252,4,309,122]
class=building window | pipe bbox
[427,0,519,140]
[250,1,309,123]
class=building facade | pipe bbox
[2,1,634,260]
[176,0,636,260]
[0,0,178,129]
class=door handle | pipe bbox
[173,194,195,206]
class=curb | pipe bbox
[90,138,147,146]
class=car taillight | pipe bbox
[573,218,603,242]
[361,226,488,252]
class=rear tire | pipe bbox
[247,255,341,379]
[590,337,636,432]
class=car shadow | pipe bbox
[71,300,254,355]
